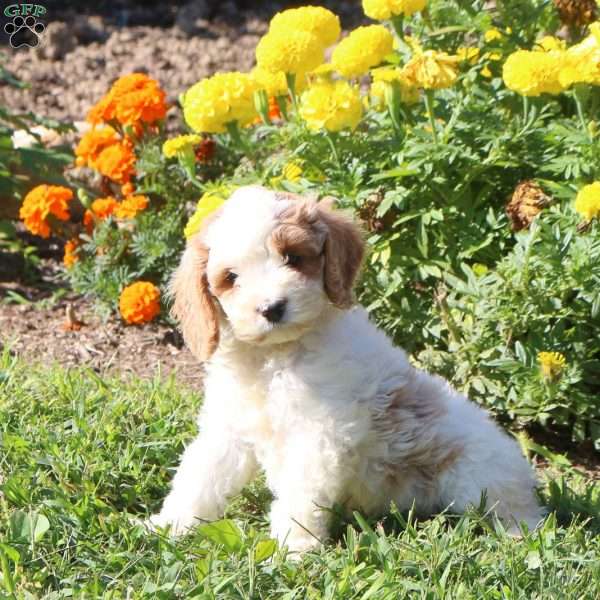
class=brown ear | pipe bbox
[169,236,219,361]
[317,201,365,308]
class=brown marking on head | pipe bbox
[169,214,221,361]
[271,196,365,307]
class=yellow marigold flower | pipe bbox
[269,6,341,47]
[362,0,426,19]
[256,29,325,75]
[502,49,565,96]
[114,195,149,220]
[299,79,363,132]
[119,281,161,325]
[538,351,566,380]
[63,238,79,268]
[331,25,394,78]
[94,140,136,184]
[250,66,305,97]
[162,135,203,158]
[370,66,420,105]
[535,36,567,52]
[183,72,258,133]
[481,65,493,78]
[402,50,459,89]
[19,185,73,239]
[559,30,600,87]
[456,46,480,64]
[484,51,503,61]
[282,161,303,182]
[184,193,226,238]
[574,182,600,220]
[75,126,119,168]
[484,27,503,42]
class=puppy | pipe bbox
[151,185,542,551]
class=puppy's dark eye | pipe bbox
[225,271,238,284]
[284,253,302,268]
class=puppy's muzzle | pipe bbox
[259,299,287,323]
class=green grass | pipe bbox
[0,350,598,599]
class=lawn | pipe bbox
[0,350,598,598]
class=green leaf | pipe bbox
[198,519,243,554]
[254,539,277,564]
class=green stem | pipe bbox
[325,131,342,171]
[424,90,438,145]
[522,95,529,127]
[0,546,16,595]
[285,73,298,113]
[573,86,592,142]
[390,15,404,41]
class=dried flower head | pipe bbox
[19,185,73,238]
[553,0,597,28]
[119,281,161,324]
[331,25,394,78]
[506,181,552,231]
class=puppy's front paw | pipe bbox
[146,511,197,536]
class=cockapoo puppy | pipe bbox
[151,185,542,551]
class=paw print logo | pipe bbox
[4,15,45,49]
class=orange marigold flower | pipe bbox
[119,281,161,324]
[87,94,116,125]
[94,140,136,184]
[114,195,149,219]
[87,73,168,126]
[75,126,119,168]
[19,185,73,238]
[121,182,135,196]
[63,238,79,268]
[83,196,120,232]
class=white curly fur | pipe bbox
[150,186,542,552]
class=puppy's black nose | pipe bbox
[260,299,287,323]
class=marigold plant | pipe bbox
[113,195,149,220]
[87,73,168,126]
[299,79,363,132]
[162,135,203,158]
[119,281,161,324]
[19,185,73,238]
[269,6,341,47]
[183,72,258,134]
[362,0,427,20]
[502,49,565,96]
[574,182,600,220]
[63,239,79,268]
[538,351,567,380]
[402,49,459,89]
[255,30,325,76]
[331,25,394,78]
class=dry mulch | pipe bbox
[0,259,201,388]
